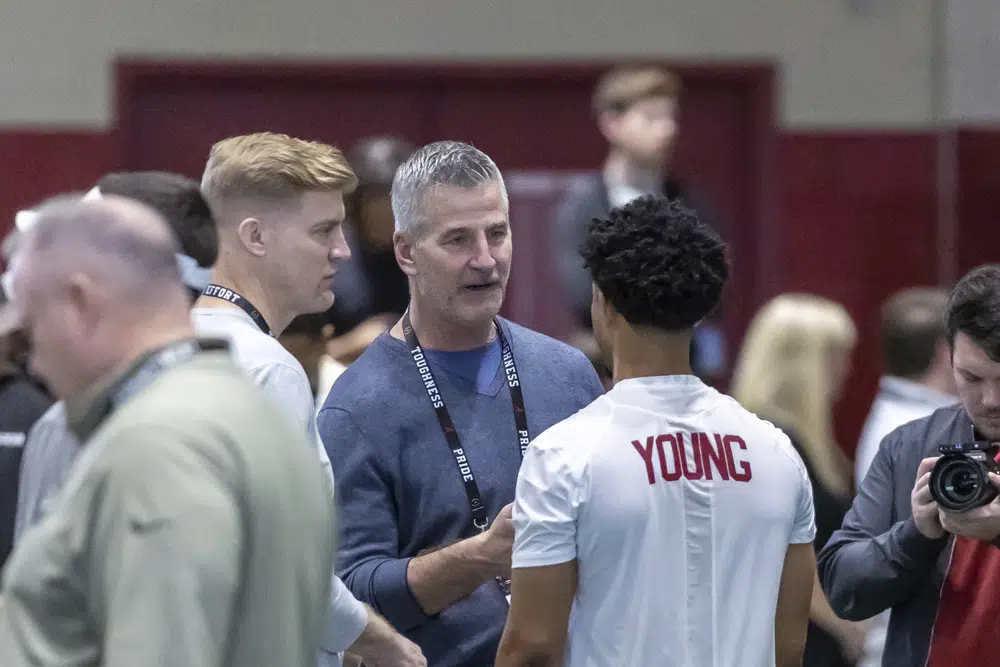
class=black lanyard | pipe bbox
[201,284,273,337]
[110,340,203,409]
[402,311,530,533]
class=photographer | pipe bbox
[818,263,1000,667]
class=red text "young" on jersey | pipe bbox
[631,433,753,484]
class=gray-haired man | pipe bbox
[10,172,217,540]
[319,141,605,667]
[0,196,335,667]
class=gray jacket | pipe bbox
[817,404,998,666]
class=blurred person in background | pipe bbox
[496,197,815,667]
[12,171,217,541]
[819,264,1000,667]
[732,293,867,667]
[0,196,335,667]
[856,287,957,484]
[553,64,725,383]
[0,262,52,569]
[853,288,956,667]
[195,131,425,667]
[325,136,416,365]
[279,312,346,412]
[320,141,605,667]
[563,329,613,391]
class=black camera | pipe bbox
[929,441,1000,512]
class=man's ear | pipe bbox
[596,110,622,145]
[394,231,417,278]
[591,282,603,311]
[68,272,105,336]
[237,218,266,257]
[592,284,611,318]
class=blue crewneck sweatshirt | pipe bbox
[423,338,502,394]
[319,318,604,667]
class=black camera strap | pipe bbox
[201,284,273,337]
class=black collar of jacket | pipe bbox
[66,337,230,442]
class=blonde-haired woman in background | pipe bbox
[732,293,866,667]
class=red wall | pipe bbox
[957,130,1000,273]
[0,132,112,238]
[775,133,939,456]
[0,128,994,457]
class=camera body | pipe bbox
[929,441,1000,512]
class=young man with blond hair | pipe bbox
[193,132,426,667]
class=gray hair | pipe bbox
[24,196,184,299]
[391,141,508,236]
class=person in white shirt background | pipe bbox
[853,287,957,667]
[191,131,425,667]
[496,195,816,667]
[277,312,347,414]
[855,287,957,486]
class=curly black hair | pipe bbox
[580,195,729,332]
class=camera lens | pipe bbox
[931,458,989,512]
[947,469,977,497]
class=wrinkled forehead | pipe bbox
[421,182,508,233]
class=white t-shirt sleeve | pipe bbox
[253,362,336,499]
[511,431,585,569]
[252,362,316,432]
[789,450,817,545]
[320,574,369,653]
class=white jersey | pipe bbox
[512,375,816,667]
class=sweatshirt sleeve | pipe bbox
[817,430,949,621]
[318,406,433,632]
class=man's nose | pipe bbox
[983,382,1000,409]
[329,227,351,262]
[468,237,496,271]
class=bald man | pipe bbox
[0,197,335,667]
[10,171,218,541]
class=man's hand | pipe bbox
[406,504,516,616]
[939,472,1000,542]
[349,607,427,667]
[477,504,515,579]
[355,633,426,667]
[912,457,946,539]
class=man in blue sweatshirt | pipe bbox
[319,140,605,667]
